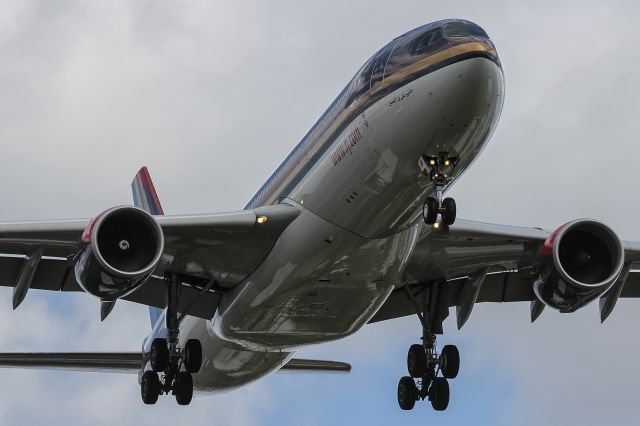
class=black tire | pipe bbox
[150,338,169,372]
[407,344,427,378]
[442,198,456,226]
[397,376,418,410]
[423,197,438,225]
[174,372,194,406]
[439,345,460,379]
[184,339,203,373]
[429,377,450,411]
[141,371,161,405]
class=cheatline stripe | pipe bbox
[245,40,499,209]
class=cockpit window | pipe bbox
[443,22,470,38]
[413,29,444,54]
[467,22,488,38]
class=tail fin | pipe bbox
[131,167,164,327]
[131,166,165,215]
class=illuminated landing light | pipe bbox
[444,160,450,166]
[256,215,268,224]
[429,160,436,166]
[433,222,441,229]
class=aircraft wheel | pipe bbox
[397,376,418,410]
[141,371,161,405]
[407,344,427,378]
[442,198,456,226]
[423,197,438,225]
[439,345,460,379]
[174,372,194,406]
[429,377,450,411]
[184,339,203,373]
[150,338,169,372]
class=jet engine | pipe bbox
[75,206,164,300]
[532,219,624,312]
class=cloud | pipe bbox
[0,0,640,425]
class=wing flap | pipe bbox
[122,276,222,320]
[0,256,74,292]
[369,271,534,324]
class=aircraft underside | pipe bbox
[0,19,637,414]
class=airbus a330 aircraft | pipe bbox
[0,18,637,411]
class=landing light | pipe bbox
[429,160,436,166]
[433,222,440,229]
[256,215,268,224]
[444,160,450,166]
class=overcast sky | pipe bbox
[1,0,640,425]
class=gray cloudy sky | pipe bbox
[1,0,640,425]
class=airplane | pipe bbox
[0,18,636,412]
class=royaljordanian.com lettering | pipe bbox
[331,127,363,166]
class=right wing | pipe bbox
[0,203,300,319]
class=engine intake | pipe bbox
[75,206,164,300]
[533,219,624,312]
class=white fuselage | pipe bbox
[144,40,504,394]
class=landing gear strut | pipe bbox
[397,281,460,411]
[141,273,203,406]
[419,153,458,226]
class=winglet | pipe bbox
[131,166,165,215]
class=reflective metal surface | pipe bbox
[532,219,624,312]
[1,19,636,398]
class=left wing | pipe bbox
[371,218,640,326]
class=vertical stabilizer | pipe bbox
[131,166,164,327]
[131,166,165,215]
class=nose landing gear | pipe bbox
[397,281,460,411]
[419,154,458,226]
[141,273,203,406]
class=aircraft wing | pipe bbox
[370,218,640,326]
[0,203,300,320]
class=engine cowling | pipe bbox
[75,206,164,301]
[532,219,624,312]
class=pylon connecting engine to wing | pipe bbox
[75,206,164,300]
[531,219,624,313]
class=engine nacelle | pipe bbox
[532,219,624,312]
[75,206,164,301]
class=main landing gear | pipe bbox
[397,281,460,411]
[419,153,458,226]
[141,273,203,406]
